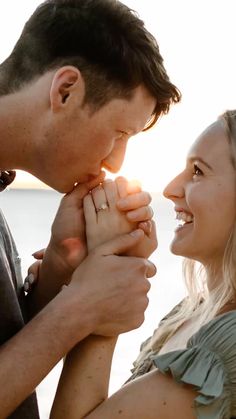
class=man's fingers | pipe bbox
[32,248,45,259]
[98,229,144,256]
[138,220,152,236]
[28,260,41,277]
[145,260,157,278]
[148,220,157,242]
[24,260,42,292]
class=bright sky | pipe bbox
[1,0,236,192]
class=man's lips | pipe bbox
[90,170,106,181]
[87,173,104,182]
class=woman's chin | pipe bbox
[170,240,190,258]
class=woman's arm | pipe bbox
[50,335,118,419]
[51,179,159,418]
[51,341,197,419]
[84,368,197,419]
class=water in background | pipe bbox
[0,188,185,418]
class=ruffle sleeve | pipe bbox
[152,311,236,419]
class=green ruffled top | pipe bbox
[129,310,236,419]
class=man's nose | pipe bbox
[103,139,128,173]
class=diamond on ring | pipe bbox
[96,202,109,212]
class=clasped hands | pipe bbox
[27,175,157,335]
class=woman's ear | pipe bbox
[49,66,85,112]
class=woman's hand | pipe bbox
[84,178,157,258]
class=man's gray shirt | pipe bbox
[0,209,39,418]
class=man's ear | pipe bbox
[49,66,85,112]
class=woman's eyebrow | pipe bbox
[188,156,213,171]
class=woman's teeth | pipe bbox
[176,211,194,225]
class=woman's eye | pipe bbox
[192,163,203,178]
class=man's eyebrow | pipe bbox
[188,156,213,171]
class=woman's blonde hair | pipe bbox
[136,110,236,365]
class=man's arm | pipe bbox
[0,288,93,418]
[0,230,152,417]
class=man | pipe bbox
[0,0,180,416]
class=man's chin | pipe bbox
[52,171,106,194]
[49,180,75,195]
[76,172,106,189]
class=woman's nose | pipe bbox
[163,172,185,201]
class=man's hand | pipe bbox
[27,175,157,312]
[68,229,156,336]
[27,174,106,312]
[46,173,106,273]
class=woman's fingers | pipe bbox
[126,205,154,223]
[117,191,152,211]
[102,179,119,209]
[116,176,142,198]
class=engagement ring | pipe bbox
[96,203,109,212]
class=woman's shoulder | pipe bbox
[187,309,236,348]
[129,308,236,418]
[154,309,236,374]
[153,310,236,419]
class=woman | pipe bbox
[50,110,236,418]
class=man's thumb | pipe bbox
[100,229,144,256]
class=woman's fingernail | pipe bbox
[117,199,127,208]
[24,281,30,292]
[28,273,35,284]
[23,273,36,293]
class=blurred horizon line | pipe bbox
[8,185,163,196]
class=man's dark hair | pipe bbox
[0,0,181,128]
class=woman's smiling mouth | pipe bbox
[175,210,194,232]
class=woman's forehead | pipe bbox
[189,120,225,152]
[186,119,233,168]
